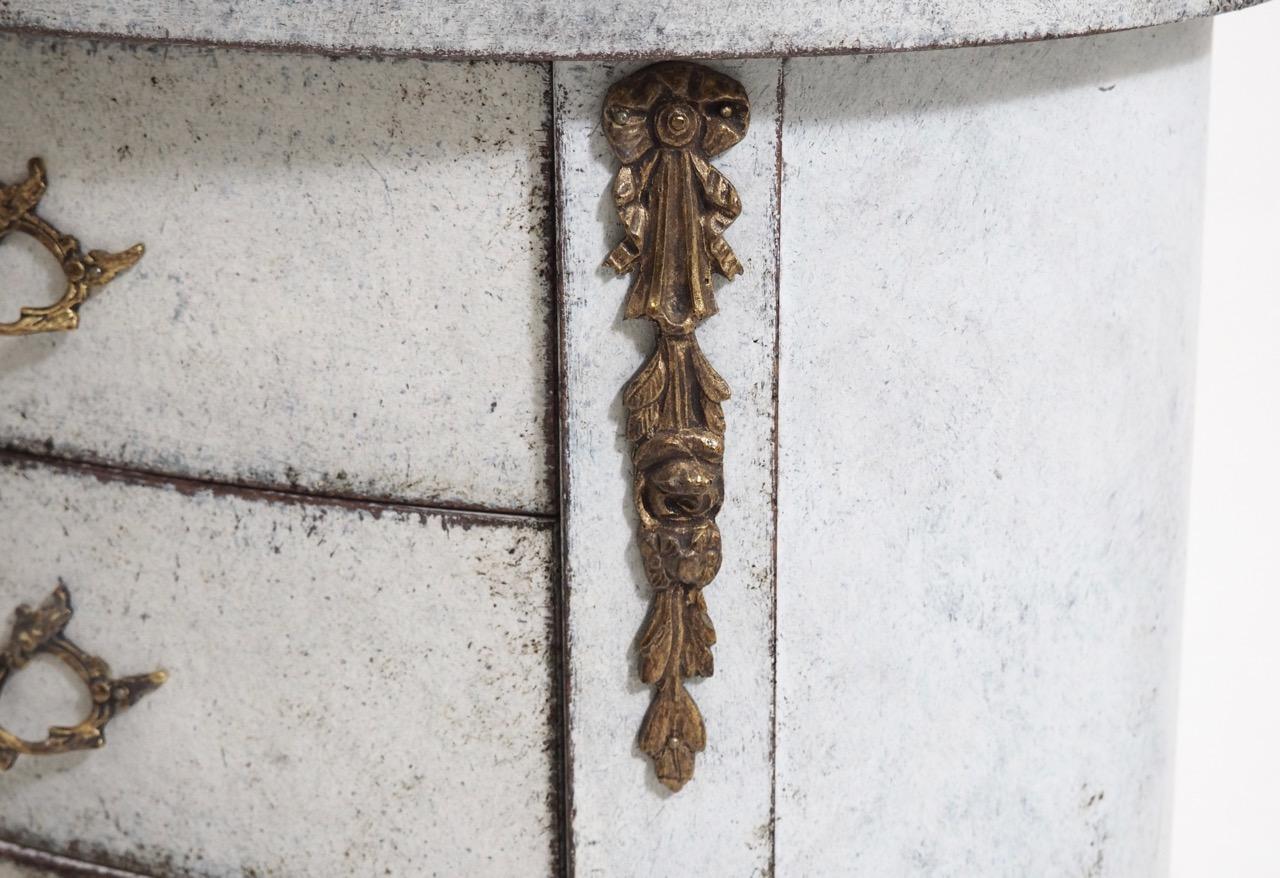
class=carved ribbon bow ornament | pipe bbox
[603,62,749,791]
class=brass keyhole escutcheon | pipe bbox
[0,584,166,770]
[0,158,143,336]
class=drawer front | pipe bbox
[0,458,559,876]
[0,36,554,514]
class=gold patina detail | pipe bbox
[603,61,749,792]
[0,584,166,770]
[0,158,143,336]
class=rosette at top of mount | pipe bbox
[603,61,750,164]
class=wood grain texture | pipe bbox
[0,457,558,877]
[775,23,1210,875]
[0,35,554,514]
[0,0,1267,59]
[555,59,779,875]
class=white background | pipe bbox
[1173,3,1280,875]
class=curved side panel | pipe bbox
[776,22,1210,875]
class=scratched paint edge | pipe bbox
[0,428,556,521]
[0,449,555,530]
[766,59,786,878]
[549,63,578,878]
[0,4,1268,62]
[543,61,576,878]
[0,840,153,878]
[0,435,557,521]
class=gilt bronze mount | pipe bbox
[603,61,748,791]
[0,158,143,336]
[0,585,166,770]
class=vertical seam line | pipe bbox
[768,56,787,878]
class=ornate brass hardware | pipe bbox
[0,585,166,770]
[0,158,144,336]
[603,61,748,792]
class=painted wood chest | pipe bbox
[0,1,1270,875]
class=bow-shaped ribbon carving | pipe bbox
[604,62,749,335]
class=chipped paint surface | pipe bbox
[0,858,57,878]
[0,0,1268,58]
[775,24,1209,875]
[0,35,554,514]
[0,839,147,877]
[0,860,57,878]
[0,15,1224,878]
[0,458,558,876]
[555,60,779,876]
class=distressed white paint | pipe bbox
[555,61,778,876]
[0,36,553,513]
[0,857,50,878]
[0,0,1265,58]
[0,860,53,878]
[0,842,140,878]
[0,459,558,877]
[776,23,1210,875]
[0,17,1229,878]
